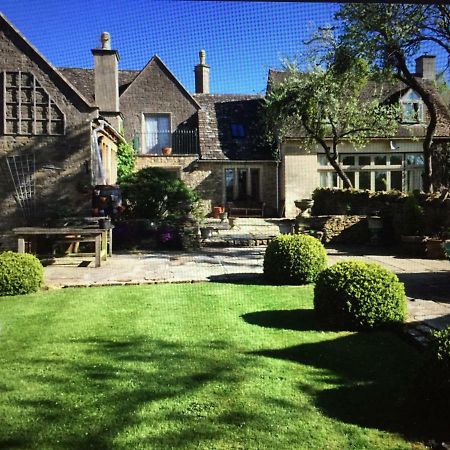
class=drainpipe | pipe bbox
[276,159,279,216]
[92,120,107,185]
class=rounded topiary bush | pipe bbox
[0,251,44,296]
[263,234,327,285]
[314,261,407,330]
[413,326,450,439]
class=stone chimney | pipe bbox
[195,50,210,94]
[415,55,436,81]
[92,32,121,128]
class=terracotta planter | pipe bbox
[400,235,425,257]
[212,206,224,219]
[425,238,446,260]
[162,147,172,156]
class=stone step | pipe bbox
[202,235,275,247]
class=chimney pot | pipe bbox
[100,32,111,50]
[199,49,206,65]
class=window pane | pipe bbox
[375,171,387,191]
[231,123,245,138]
[145,115,170,154]
[359,156,371,166]
[342,155,355,165]
[390,171,402,191]
[238,169,248,200]
[225,169,235,201]
[374,155,386,165]
[319,172,328,187]
[406,170,423,192]
[406,154,424,166]
[390,155,402,165]
[250,168,260,200]
[344,171,355,187]
[331,172,338,188]
[318,155,328,166]
[359,171,370,190]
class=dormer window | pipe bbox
[401,90,423,123]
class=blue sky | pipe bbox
[1,1,448,94]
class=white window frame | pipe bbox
[142,113,172,155]
[317,152,424,192]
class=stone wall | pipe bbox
[135,156,278,216]
[119,58,198,145]
[0,25,98,247]
[308,215,370,244]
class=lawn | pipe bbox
[0,282,426,449]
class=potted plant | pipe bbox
[424,236,446,259]
[162,146,172,156]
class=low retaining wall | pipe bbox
[306,215,370,244]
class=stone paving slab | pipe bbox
[43,246,450,333]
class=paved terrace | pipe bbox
[44,246,450,339]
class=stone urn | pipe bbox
[294,199,314,218]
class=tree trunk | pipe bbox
[323,143,353,188]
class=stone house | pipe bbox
[61,48,278,217]
[1,11,449,239]
[0,14,124,246]
[268,56,450,217]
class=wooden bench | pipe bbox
[226,201,265,218]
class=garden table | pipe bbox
[12,225,113,267]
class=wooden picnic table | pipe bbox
[12,225,113,267]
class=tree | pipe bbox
[266,56,399,188]
[336,4,450,192]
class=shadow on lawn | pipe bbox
[249,330,427,441]
[3,337,256,449]
[242,309,318,331]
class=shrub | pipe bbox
[0,251,44,296]
[120,167,200,222]
[314,261,407,330]
[263,234,327,285]
[413,327,450,440]
[117,142,135,182]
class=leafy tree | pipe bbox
[117,142,135,182]
[336,4,450,192]
[266,55,399,188]
[120,167,200,222]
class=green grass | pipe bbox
[0,283,426,449]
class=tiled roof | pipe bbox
[194,94,273,160]
[57,67,139,102]
[267,69,450,139]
